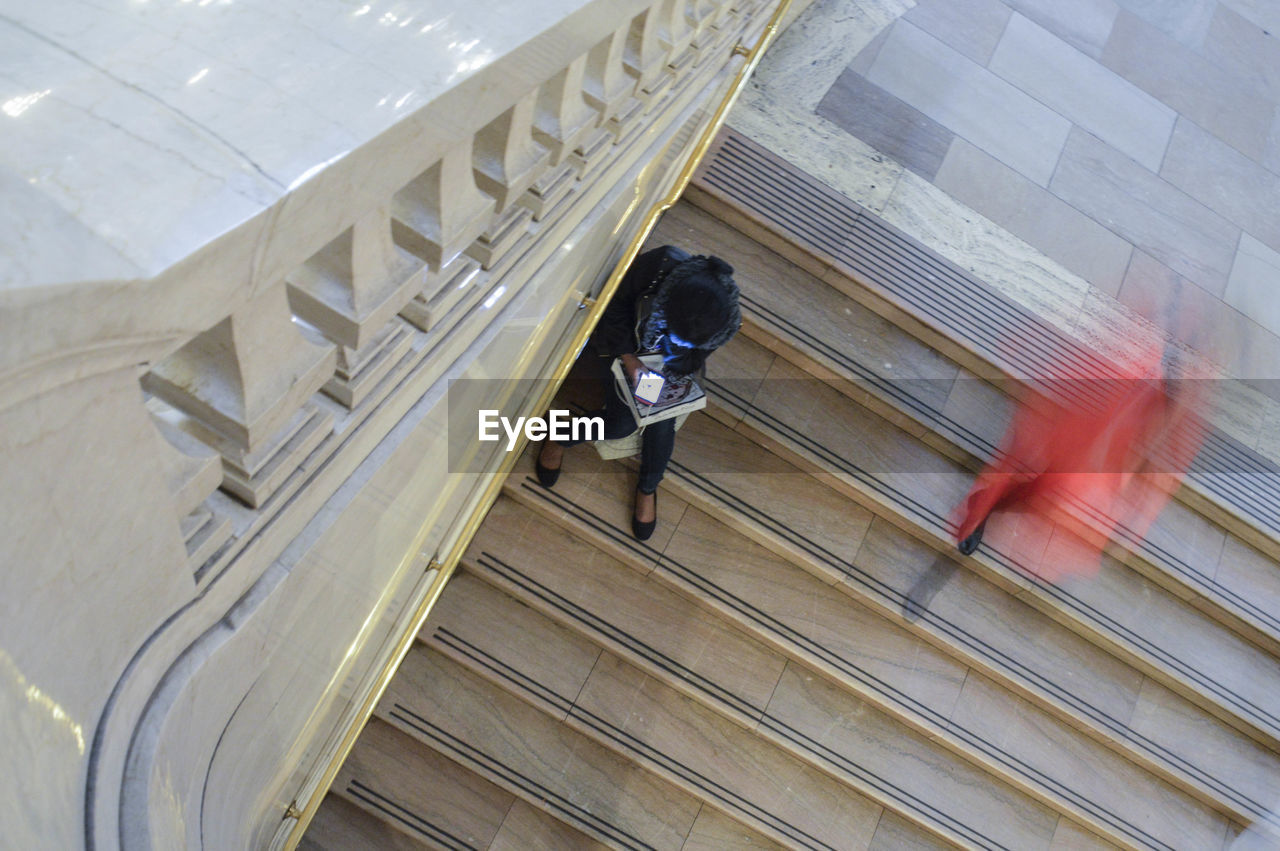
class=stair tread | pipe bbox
[318,715,608,850]
[334,717,517,849]
[426,573,805,851]
[421,579,969,850]
[390,642,921,850]
[469,500,1122,848]
[696,342,1280,808]
[465,498,789,725]
[429,573,795,851]
[691,128,1280,563]
[300,794,435,851]
[657,197,1280,657]
[384,645,705,850]
[425,570,604,719]
[670,506,1228,849]
[581,651,1065,850]
[515,407,1280,829]
[681,807,788,851]
[490,800,611,851]
[505,452,1242,848]
[850,514,1280,814]
[715,335,1280,748]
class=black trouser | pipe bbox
[559,379,676,493]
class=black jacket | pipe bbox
[592,245,741,377]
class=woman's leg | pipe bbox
[539,380,638,474]
[636,418,676,494]
[630,417,674,538]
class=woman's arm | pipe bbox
[591,246,682,358]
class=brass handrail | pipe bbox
[283,0,791,845]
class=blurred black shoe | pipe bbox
[958,518,987,556]
[632,488,657,541]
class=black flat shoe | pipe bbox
[535,443,561,488]
[632,488,657,541]
[958,517,987,556]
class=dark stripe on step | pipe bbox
[700,130,1280,542]
[387,703,654,851]
[432,626,574,716]
[520,456,1199,847]
[346,779,477,851]
[473,551,765,721]
[707,375,1280,742]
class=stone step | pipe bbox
[653,195,1280,663]
[322,716,604,850]
[688,127,1280,571]
[300,794,436,851]
[661,414,1280,833]
[380,645,707,850]
[507,442,1253,847]
[700,328,1280,754]
[331,688,783,851]
[386,637,944,850]
[428,561,1056,850]
[490,485,1236,849]
[512,410,1280,834]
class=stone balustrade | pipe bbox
[0,0,782,848]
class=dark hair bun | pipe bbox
[706,256,734,277]
[666,276,733,346]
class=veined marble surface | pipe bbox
[731,0,1280,459]
[0,0,591,287]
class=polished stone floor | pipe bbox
[733,0,1280,389]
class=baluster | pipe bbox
[470,92,547,269]
[657,0,698,86]
[143,283,337,508]
[286,204,424,408]
[585,25,644,146]
[523,56,598,222]
[474,91,550,212]
[531,55,598,166]
[146,398,232,578]
[391,141,494,331]
[688,0,731,61]
[624,5,675,108]
[391,141,495,270]
[552,52,616,186]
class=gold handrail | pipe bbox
[283,1,791,845]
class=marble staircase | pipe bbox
[301,145,1280,849]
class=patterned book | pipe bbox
[610,354,706,427]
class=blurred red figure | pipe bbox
[951,344,1206,581]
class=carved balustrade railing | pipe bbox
[0,0,783,848]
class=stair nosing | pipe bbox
[695,128,1280,557]
[501,478,1235,848]
[713,372,1280,751]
